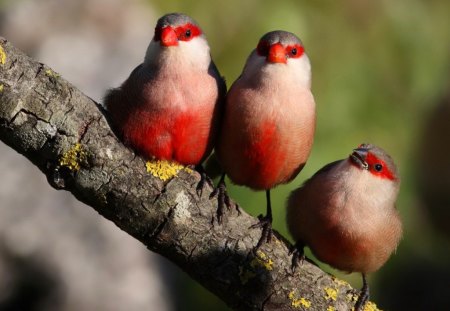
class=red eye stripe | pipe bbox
[175,23,202,41]
[286,44,304,58]
[257,41,304,59]
[153,24,202,42]
[365,152,396,181]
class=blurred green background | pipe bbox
[1,0,450,310]
[150,0,450,309]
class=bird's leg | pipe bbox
[289,241,306,272]
[209,173,238,224]
[195,164,214,197]
[354,273,370,311]
[251,190,273,249]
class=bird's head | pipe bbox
[350,143,399,182]
[153,13,203,47]
[256,31,305,64]
[240,30,311,88]
[144,13,211,69]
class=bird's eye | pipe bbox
[291,48,297,56]
[185,29,191,37]
[374,164,383,172]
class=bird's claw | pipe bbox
[289,242,306,273]
[250,215,273,250]
[210,175,236,224]
[196,172,214,197]
[195,165,214,197]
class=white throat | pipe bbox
[241,51,312,89]
[143,36,212,71]
[342,160,399,210]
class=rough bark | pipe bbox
[0,37,374,311]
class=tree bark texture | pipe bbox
[0,37,376,311]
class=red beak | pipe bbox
[267,43,287,64]
[160,26,178,47]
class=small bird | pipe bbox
[104,13,225,182]
[216,31,316,245]
[286,144,402,310]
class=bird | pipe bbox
[104,13,225,187]
[286,143,402,311]
[215,30,316,245]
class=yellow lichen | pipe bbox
[363,301,382,311]
[292,299,301,308]
[347,294,381,311]
[0,45,6,65]
[288,290,311,309]
[299,298,311,308]
[346,293,358,303]
[327,306,335,311]
[324,287,338,301]
[45,69,59,78]
[59,143,87,172]
[250,250,273,271]
[332,277,351,288]
[238,251,274,285]
[145,160,192,181]
[288,291,296,300]
[0,84,3,93]
[288,291,301,308]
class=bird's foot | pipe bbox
[195,165,214,197]
[250,214,273,250]
[289,241,306,273]
[209,175,238,224]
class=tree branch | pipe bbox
[0,37,373,311]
